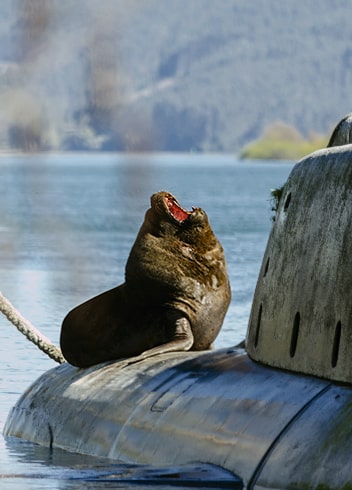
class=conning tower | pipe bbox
[247,144,352,384]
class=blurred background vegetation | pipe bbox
[0,0,351,156]
[240,122,329,160]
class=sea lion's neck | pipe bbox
[179,225,218,253]
[139,208,180,239]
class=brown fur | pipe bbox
[60,191,231,367]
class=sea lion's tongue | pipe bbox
[165,195,190,222]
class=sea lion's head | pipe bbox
[147,191,214,246]
[151,191,191,224]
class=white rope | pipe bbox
[0,291,66,364]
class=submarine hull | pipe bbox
[4,348,352,489]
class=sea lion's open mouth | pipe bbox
[165,195,191,223]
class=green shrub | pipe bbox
[240,122,329,160]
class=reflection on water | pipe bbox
[0,153,294,488]
[3,438,240,489]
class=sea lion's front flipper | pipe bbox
[142,314,194,358]
[117,314,194,368]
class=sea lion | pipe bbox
[60,191,231,368]
[327,113,352,147]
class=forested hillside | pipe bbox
[1,0,352,152]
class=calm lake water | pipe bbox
[0,152,294,488]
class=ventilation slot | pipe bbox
[290,312,300,358]
[284,192,291,212]
[263,257,270,277]
[254,304,262,349]
[331,321,341,368]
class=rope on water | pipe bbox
[0,291,66,364]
